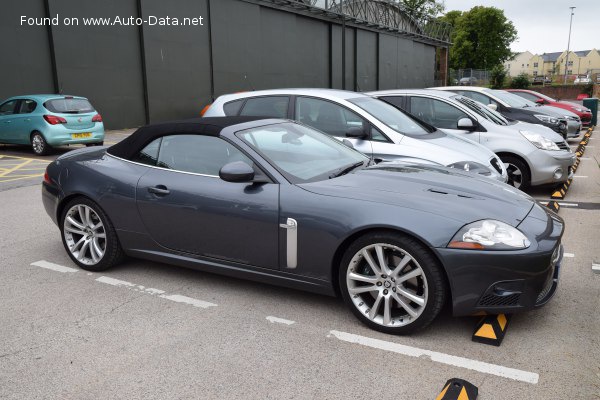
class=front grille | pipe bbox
[555,141,569,151]
[479,293,521,307]
[490,157,503,173]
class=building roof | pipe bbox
[540,52,562,63]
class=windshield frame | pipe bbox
[453,95,509,126]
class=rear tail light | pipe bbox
[200,104,211,116]
[43,168,51,184]
[43,115,67,125]
[92,114,103,123]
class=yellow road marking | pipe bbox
[0,159,33,178]
[0,175,44,184]
[2,173,45,178]
[11,167,48,172]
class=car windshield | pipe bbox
[453,95,509,125]
[44,98,95,114]
[347,97,432,136]
[237,122,368,184]
[489,90,536,108]
[532,91,556,102]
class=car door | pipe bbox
[0,99,20,143]
[408,96,481,143]
[293,96,374,157]
[12,99,38,144]
[135,134,280,269]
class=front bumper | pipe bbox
[565,119,582,138]
[528,149,576,186]
[436,203,564,316]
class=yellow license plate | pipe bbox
[71,133,92,139]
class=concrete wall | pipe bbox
[0,0,438,129]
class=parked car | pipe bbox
[0,95,104,155]
[42,116,564,334]
[459,76,478,86]
[432,87,580,139]
[202,89,507,182]
[574,75,591,85]
[531,76,552,85]
[507,89,593,127]
[369,89,576,190]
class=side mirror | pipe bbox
[457,118,476,131]
[219,161,255,183]
[535,98,545,105]
[487,104,498,111]
[346,127,368,139]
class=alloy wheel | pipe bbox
[504,162,523,189]
[32,134,45,155]
[346,243,428,327]
[63,204,107,265]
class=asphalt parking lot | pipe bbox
[0,129,599,399]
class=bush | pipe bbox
[490,65,507,89]
[510,73,530,89]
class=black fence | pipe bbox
[1,0,442,129]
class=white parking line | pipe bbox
[563,253,575,258]
[328,330,539,384]
[30,260,78,273]
[573,175,588,178]
[96,276,216,308]
[266,316,296,325]
[159,294,217,309]
[592,263,600,274]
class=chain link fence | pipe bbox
[448,69,490,86]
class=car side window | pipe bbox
[156,135,253,176]
[379,96,407,111]
[223,99,244,116]
[0,100,18,116]
[239,96,289,118]
[295,97,366,137]
[458,91,495,106]
[514,92,538,102]
[411,97,469,129]
[370,126,388,142]
[133,138,162,166]
[18,99,37,114]
[409,97,435,125]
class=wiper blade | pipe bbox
[329,161,366,179]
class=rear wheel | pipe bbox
[31,132,51,156]
[339,232,447,334]
[500,155,530,191]
[60,197,124,271]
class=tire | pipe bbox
[339,232,447,334]
[60,197,124,271]
[500,155,531,191]
[31,132,51,156]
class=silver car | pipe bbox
[368,89,576,190]
[203,89,507,182]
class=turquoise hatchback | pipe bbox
[0,95,104,155]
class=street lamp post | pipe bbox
[563,6,575,84]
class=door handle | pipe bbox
[148,185,170,195]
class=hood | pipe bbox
[560,101,591,112]
[300,163,534,227]
[532,105,577,118]
[510,121,565,142]
[398,129,495,167]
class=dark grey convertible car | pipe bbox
[42,117,564,334]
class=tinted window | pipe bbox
[18,99,37,114]
[44,98,95,114]
[133,138,162,166]
[295,97,366,137]
[239,96,289,118]
[457,91,495,106]
[379,96,406,111]
[223,99,244,116]
[347,97,432,136]
[156,135,252,176]
[0,100,18,116]
[410,97,468,129]
[511,91,539,102]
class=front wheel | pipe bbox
[60,197,124,271]
[31,132,51,156]
[500,155,531,191]
[339,232,447,334]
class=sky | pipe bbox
[443,0,600,55]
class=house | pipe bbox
[504,51,534,77]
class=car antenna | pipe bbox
[244,74,255,91]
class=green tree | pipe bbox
[490,64,507,89]
[442,6,517,70]
[400,0,445,22]
[510,73,530,89]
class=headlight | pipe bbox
[447,161,492,176]
[519,130,560,150]
[574,107,584,112]
[534,114,559,125]
[448,220,531,250]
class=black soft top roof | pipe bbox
[107,116,267,159]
